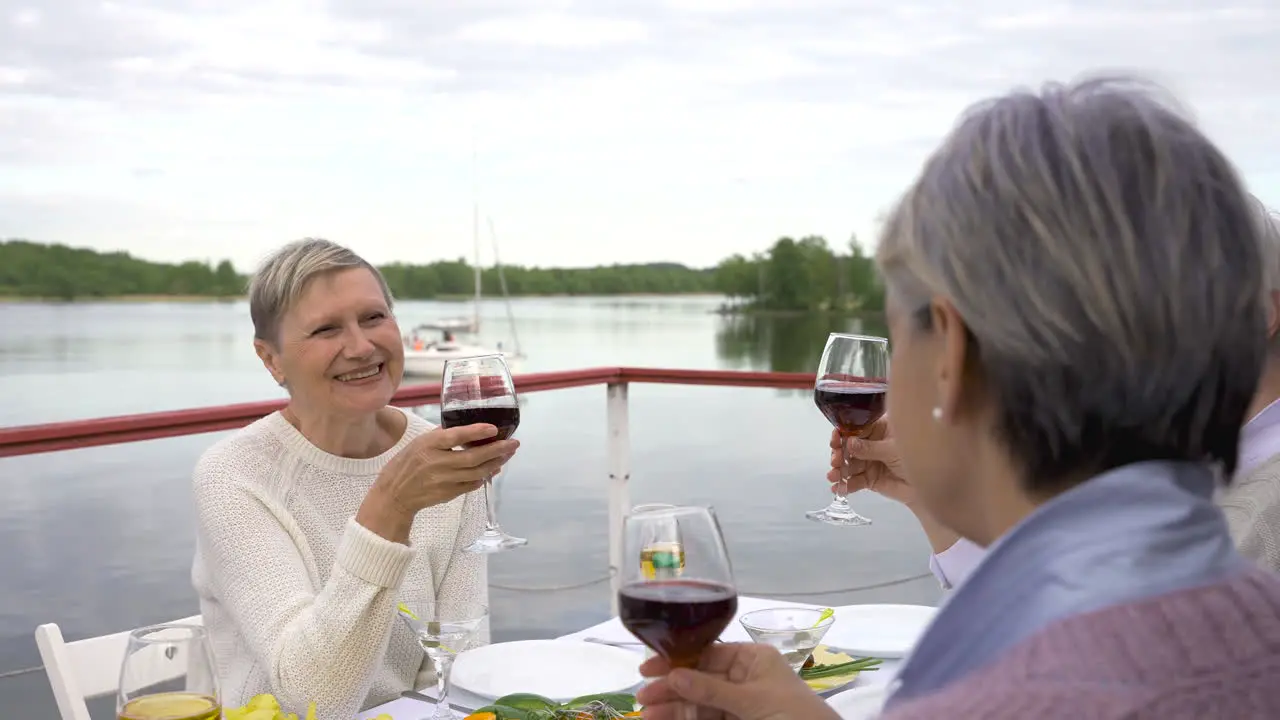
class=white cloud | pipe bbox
[2,1,1280,271]
[457,14,650,47]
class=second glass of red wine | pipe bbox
[618,505,738,670]
[440,354,527,553]
[807,333,889,527]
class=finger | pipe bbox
[474,454,512,480]
[424,423,499,449]
[639,654,672,678]
[829,427,842,449]
[636,677,684,706]
[452,439,520,468]
[634,696,686,717]
[846,436,898,464]
[659,668,755,718]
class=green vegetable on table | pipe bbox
[799,656,883,680]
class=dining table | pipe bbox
[359,595,926,720]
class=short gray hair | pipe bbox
[1256,199,1280,353]
[248,238,394,343]
[877,76,1266,489]
[1258,199,1280,292]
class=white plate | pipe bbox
[450,639,643,702]
[826,685,889,720]
[822,604,936,659]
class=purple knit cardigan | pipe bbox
[879,569,1280,719]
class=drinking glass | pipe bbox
[631,503,684,581]
[116,623,220,720]
[441,354,526,553]
[739,607,835,672]
[619,505,738,669]
[807,333,889,526]
[397,599,488,720]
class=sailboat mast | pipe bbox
[471,136,481,333]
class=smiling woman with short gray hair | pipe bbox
[190,238,519,717]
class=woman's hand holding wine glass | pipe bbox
[828,417,963,554]
[636,642,837,720]
[827,418,914,506]
[807,333,890,526]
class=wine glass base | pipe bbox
[805,509,872,527]
[463,531,528,554]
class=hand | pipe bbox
[827,417,914,506]
[636,643,837,720]
[374,424,518,514]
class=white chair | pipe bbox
[35,615,203,720]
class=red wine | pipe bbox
[814,381,887,436]
[440,405,520,447]
[619,580,737,669]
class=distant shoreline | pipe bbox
[715,305,884,318]
[0,292,724,304]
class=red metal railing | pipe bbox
[0,367,815,458]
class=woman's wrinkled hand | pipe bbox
[375,424,518,513]
[828,417,915,507]
[636,643,837,720]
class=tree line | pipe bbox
[714,235,884,312]
[0,237,883,311]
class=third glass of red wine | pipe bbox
[440,354,527,553]
[807,332,889,527]
[618,505,738,670]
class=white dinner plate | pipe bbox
[821,604,937,659]
[450,639,643,702]
[826,685,889,720]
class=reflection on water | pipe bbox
[715,312,890,373]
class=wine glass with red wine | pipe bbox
[619,506,738,670]
[440,354,527,553]
[807,333,889,526]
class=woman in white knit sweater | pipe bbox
[190,238,519,717]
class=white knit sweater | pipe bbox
[190,407,488,718]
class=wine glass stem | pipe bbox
[831,433,851,507]
[433,654,455,720]
[482,468,503,533]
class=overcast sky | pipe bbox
[3,1,1279,271]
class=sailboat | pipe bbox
[402,154,525,378]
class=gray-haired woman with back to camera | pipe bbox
[190,239,519,718]
[635,77,1280,719]
[834,201,1280,591]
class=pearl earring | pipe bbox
[932,406,943,421]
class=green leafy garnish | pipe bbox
[799,656,883,680]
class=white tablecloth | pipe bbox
[360,596,910,719]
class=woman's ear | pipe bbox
[931,299,970,422]
[254,339,286,387]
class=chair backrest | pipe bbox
[35,615,203,720]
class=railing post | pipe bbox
[606,381,631,614]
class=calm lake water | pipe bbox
[0,296,936,717]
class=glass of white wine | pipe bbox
[632,503,685,580]
[397,599,489,720]
[116,623,220,720]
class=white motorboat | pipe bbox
[402,320,524,379]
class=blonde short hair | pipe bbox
[876,76,1266,488]
[248,238,393,343]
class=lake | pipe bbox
[0,296,936,717]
